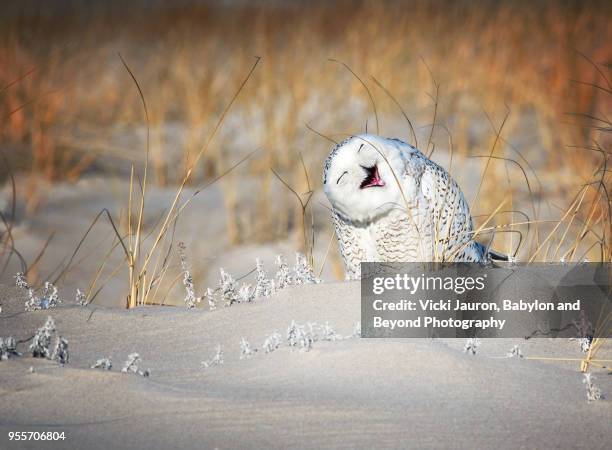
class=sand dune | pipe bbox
[0,283,610,449]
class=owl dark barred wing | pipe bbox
[332,210,368,280]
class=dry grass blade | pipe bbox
[0,148,19,277]
[112,56,261,307]
[53,208,130,285]
[24,232,55,278]
[119,53,150,308]
[0,67,36,94]
[420,57,439,158]
[371,76,418,149]
[305,123,338,145]
[471,107,510,211]
[329,59,379,135]
[271,166,314,260]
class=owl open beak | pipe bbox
[359,164,385,189]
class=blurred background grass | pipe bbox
[0,0,610,299]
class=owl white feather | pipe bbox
[323,134,505,280]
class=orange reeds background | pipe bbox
[1,0,610,268]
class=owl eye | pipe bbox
[336,171,348,184]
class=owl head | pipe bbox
[323,134,415,224]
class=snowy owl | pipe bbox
[323,134,506,279]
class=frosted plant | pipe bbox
[121,353,150,377]
[254,258,274,299]
[294,253,321,284]
[238,283,255,303]
[506,345,524,359]
[320,322,341,341]
[287,320,300,347]
[75,289,87,306]
[122,353,141,373]
[51,336,69,364]
[1,337,21,361]
[296,326,314,352]
[583,373,604,402]
[202,345,224,368]
[307,322,320,341]
[24,291,41,312]
[16,272,41,312]
[571,311,593,353]
[91,358,112,370]
[463,337,481,355]
[239,337,257,359]
[178,242,202,309]
[7,337,20,356]
[17,274,61,312]
[40,282,60,309]
[351,321,361,338]
[219,268,239,307]
[29,317,56,358]
[577,338,592,353]
[262,332,283,353]
[15,272,29,289]
[286,321,314,351]
[204,287,217,311]
[275,255,293,289]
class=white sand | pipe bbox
[0,282,610,450]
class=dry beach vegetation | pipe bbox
[0,1,610,448]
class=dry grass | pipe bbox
[0,1,609,253]
[0,1,610,311]
[0,2,609,376]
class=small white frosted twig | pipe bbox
[262,332,283,353]
[91,358,113,370]
[202,344,224,367]
[463,337,481,355]
[16,272,41,312]
[506,345,523,359]
[297,326,314,352]
[274,255,293,289]
[178,242,202,309]
[320,322,342,341]
[354,321,362,337]
[121,353,150,377]
[204,287,217,311]
[0,336,21,361]
[287,320,299,347]
[15,272,29,290]
[238,283,255,303]
[294,253,321,284]
[29,317,56,358]
[286,320,314,352]
[75,288,87,306]
[16,274,61,312]
[254,258,274,299]
[570,310,593,353]
[239,337,257,359]
[40,282,60,309]
[583,373,604,402]
[122,353,141,373]
[51,336,69,364]
[219,268,239,307]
